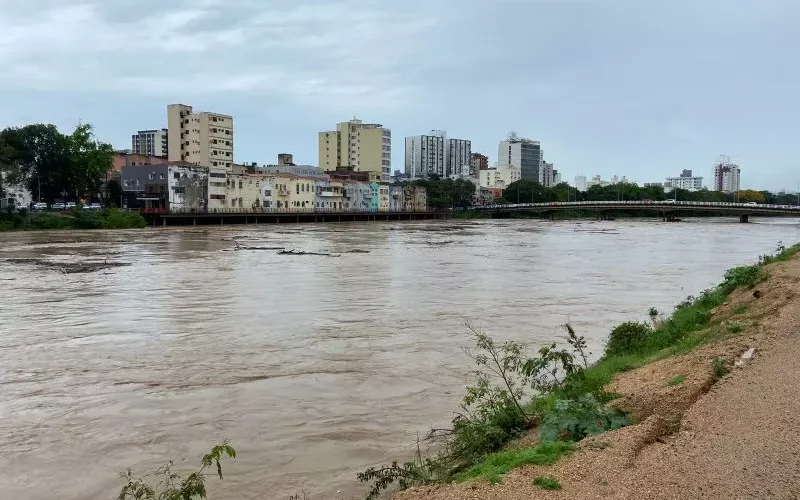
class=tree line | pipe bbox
[499,180,798,206]
[0,123,115,205]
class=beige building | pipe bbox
[288,176,317,210]
[479,165,521,190]
[167,104,234,170]
[319,119,391,182]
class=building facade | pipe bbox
[344,181,373,211]
[405,132,445,178]
[315,179,345,211]
[319,119,391,182]
[479,165,522,190]
[574,175,588,192]
[713,157,741,193]
[167,104,234,170]
[131,129,168,158]
[446,137,471,179]
[470,153,489,176]
[402,185,427,212]
[498,134,543,183]
[665,169,703,192]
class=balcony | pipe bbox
[318,191,336,197]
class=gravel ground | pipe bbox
[396,256,800,500]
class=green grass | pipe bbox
[533,475,562,490]
[667,374,686,386]
[732,305,749,315]
[454,441,574,484]
[712,356,730,379]
[726,322,743,334]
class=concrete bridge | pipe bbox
[468,200,800,223]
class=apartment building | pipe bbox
[405,130,472,178]
[479,165,522,190]
[167,104,234,170]
[315,179,345,211]
[665,169,704,192]
[344,181,373,211]
[131,129,168,158]
[319,119,391,181]
[713,157,741,193]
[498,134,542,183]
[470,153,489,176]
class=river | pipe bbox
[1,218,798,499]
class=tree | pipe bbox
[65,123,114,201]
[500,180,556,204]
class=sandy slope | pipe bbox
[396,256,800,500]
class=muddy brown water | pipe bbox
[1,218,798,499]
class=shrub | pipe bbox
[726,322,742,334]
[667,374,686,386]
[539,395,628,443]
[723,265,767,289]
[604,322,652,357]
[712,356,730,379]
[29,213,68,229]
[118,442,236,500]
[102,208,147,229]
[533,475,562,490]
[733,305,749,315]
[71,206,103,229]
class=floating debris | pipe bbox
[278,249,340,257]
[5,258,131,274]
[341,249,371,254]
[233,240,285,251]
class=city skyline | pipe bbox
[1,0,798,191]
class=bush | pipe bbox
[29,213,68,229]
[101,208,146,229]
[118,442,236,500]
[539,395,628,443]
[723,265,767,289]
[712,356,730,379]
[604,322,652,357]
[71,206,103,229]
[533,475,562,490]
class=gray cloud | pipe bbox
[1,0,798,189]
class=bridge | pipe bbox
[468,200,800,223]
[141,208,451,226]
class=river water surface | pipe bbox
[1,218,798,499]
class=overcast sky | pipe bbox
[1,0,798,191]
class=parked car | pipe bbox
[745,201,757,206]
[65,202,76,210]
[88,203,102,210]
[51,202,66,210]
[664,199,676,204]
[32,202,48,211]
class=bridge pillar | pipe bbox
[193,218,196,226]
[162,218,166,227]
[740,214,749,223]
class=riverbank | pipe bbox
[0,208,146,231]
[374,243,800,499]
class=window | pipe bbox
[159,174,165,180]
[296,184,300,194]
[173,172,180,179]
[173,186,185,194]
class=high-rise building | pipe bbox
[167,104,234,170]
[666,169,703,191]
[131,129,168,158]
[575,175,588,192]
[446,137,471,178]
[404,130,471,178]
[497,133,543,183]
[542,162,556,187]
[319,119,391,181]
[553,170,561,185]
[470,153,489,176]
[713,156,740,193]
[405,131,445,178]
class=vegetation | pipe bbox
[733,305,749,315]
[533,475,562,490]
[498,179,799,206]
[407,176,476,209]
[726,322,743,334]
[667,374,687,386]
[358,242,800,499]
[0,206,146,231]
[117,442,236,500]
[0,123,114,205]
[712,356,731,380]
[453,442,573,485]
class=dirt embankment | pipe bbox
[396,256,800,500]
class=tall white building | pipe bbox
[498,133,543,183]
[167,104,234,170]
[131,129,168,158]
[405,130,471,178]
[713,156,741,193]
[665,169,703,191]
[479,165,522,190]
[574,175,588,192]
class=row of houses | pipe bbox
[121,162,428,213]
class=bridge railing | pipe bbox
[469,201,800,211]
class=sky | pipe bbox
[1,0,799,191]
